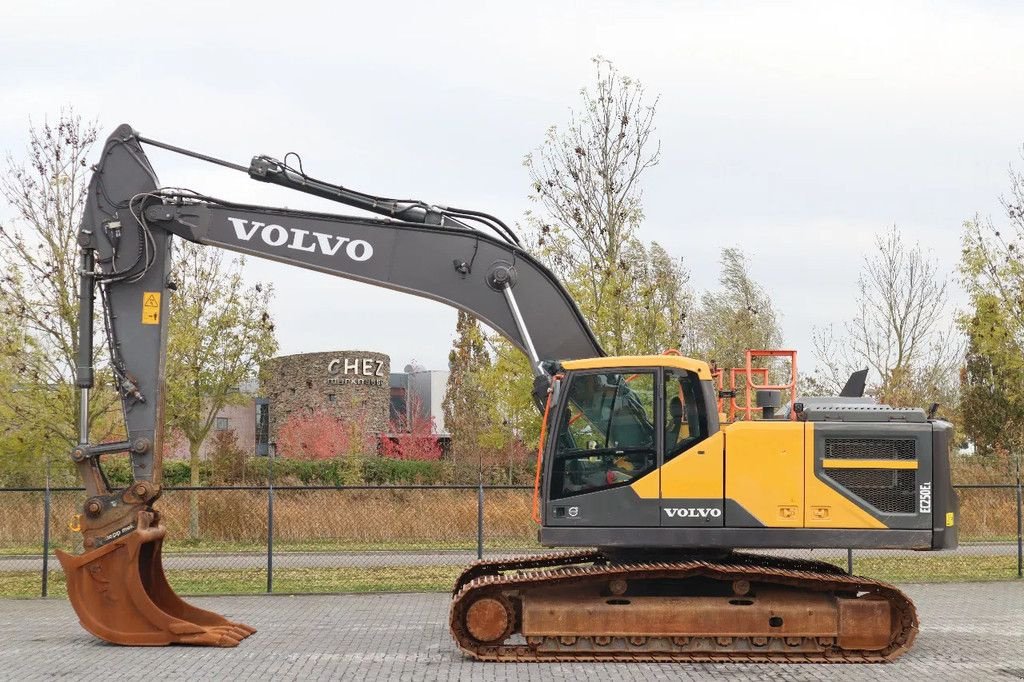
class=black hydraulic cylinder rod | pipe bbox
[75,249,94,389]
[249,156,454,227]
[136,134,249,173]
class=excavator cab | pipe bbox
[541,357,720,532]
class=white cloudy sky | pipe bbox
[2,1,1022,372]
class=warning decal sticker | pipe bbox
[142,292,161,325]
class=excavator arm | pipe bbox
[59,124,604,647]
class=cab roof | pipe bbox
[560,355,713,380]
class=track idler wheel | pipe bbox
[463,595,515,644]
[56,511,255,647]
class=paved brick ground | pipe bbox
[1,583,1022,681]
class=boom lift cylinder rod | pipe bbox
[501,283,543,378]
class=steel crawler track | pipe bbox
[450,551,917,662]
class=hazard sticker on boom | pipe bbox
[142,292,161,325]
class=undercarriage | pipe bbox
[450,550,917,662]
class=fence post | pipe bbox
[1016,466,1022,579]
[267,446,275,593]
[41,459,51,598]
[846,548,853,576]
[477,480,484,560]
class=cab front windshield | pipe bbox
[551,371,656,499]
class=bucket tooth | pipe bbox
[56,512,255,647]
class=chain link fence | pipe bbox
[1,481,1020,598]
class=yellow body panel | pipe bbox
[723,421,804,527]
[562,355,712,380]
[630,421,891,530]
[804,423,887,529]
[821,459,918,470]
[659,431,725,500]
[630,462,660,499]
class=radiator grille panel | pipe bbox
[824,438,916,461]
[826,468,917,514]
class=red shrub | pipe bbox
[278,410,372,460]
[379,394,443,461]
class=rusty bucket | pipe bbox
[56,511,256,646]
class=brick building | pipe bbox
[167,351,448,459]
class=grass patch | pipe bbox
[0,565,463,599]
[0,538,541,557]
[853,555,1020,583]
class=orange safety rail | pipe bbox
[728,366,769,422]
[743,349,798,421]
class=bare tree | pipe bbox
[0,111,119,466]
[524,56,667,354]
[811,227,961,406]
[961,152,1024,353]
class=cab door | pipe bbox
[658,369,725,527]
[545,369,662,527]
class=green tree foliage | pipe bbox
[442,312,492,467]
[958,159,1024,476]
[0,306,57,485]
[686,247,782,371]
[960,292,1023,464]
[478,338,541,449]
[165,240,277,537]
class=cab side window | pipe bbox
[551,371,657,500]
[664,369,708,460]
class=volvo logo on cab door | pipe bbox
[661,501,724,526]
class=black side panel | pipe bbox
[839,369,868,398]
[930,420,959,550]
[811,422,932,530]
[724,499,765,527]
[547,485,661,527]
[540,526,933,550]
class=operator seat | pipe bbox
[668,396,683,449]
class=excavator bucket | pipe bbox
[56,511,255,647]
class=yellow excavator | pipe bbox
[60,125,957,661]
